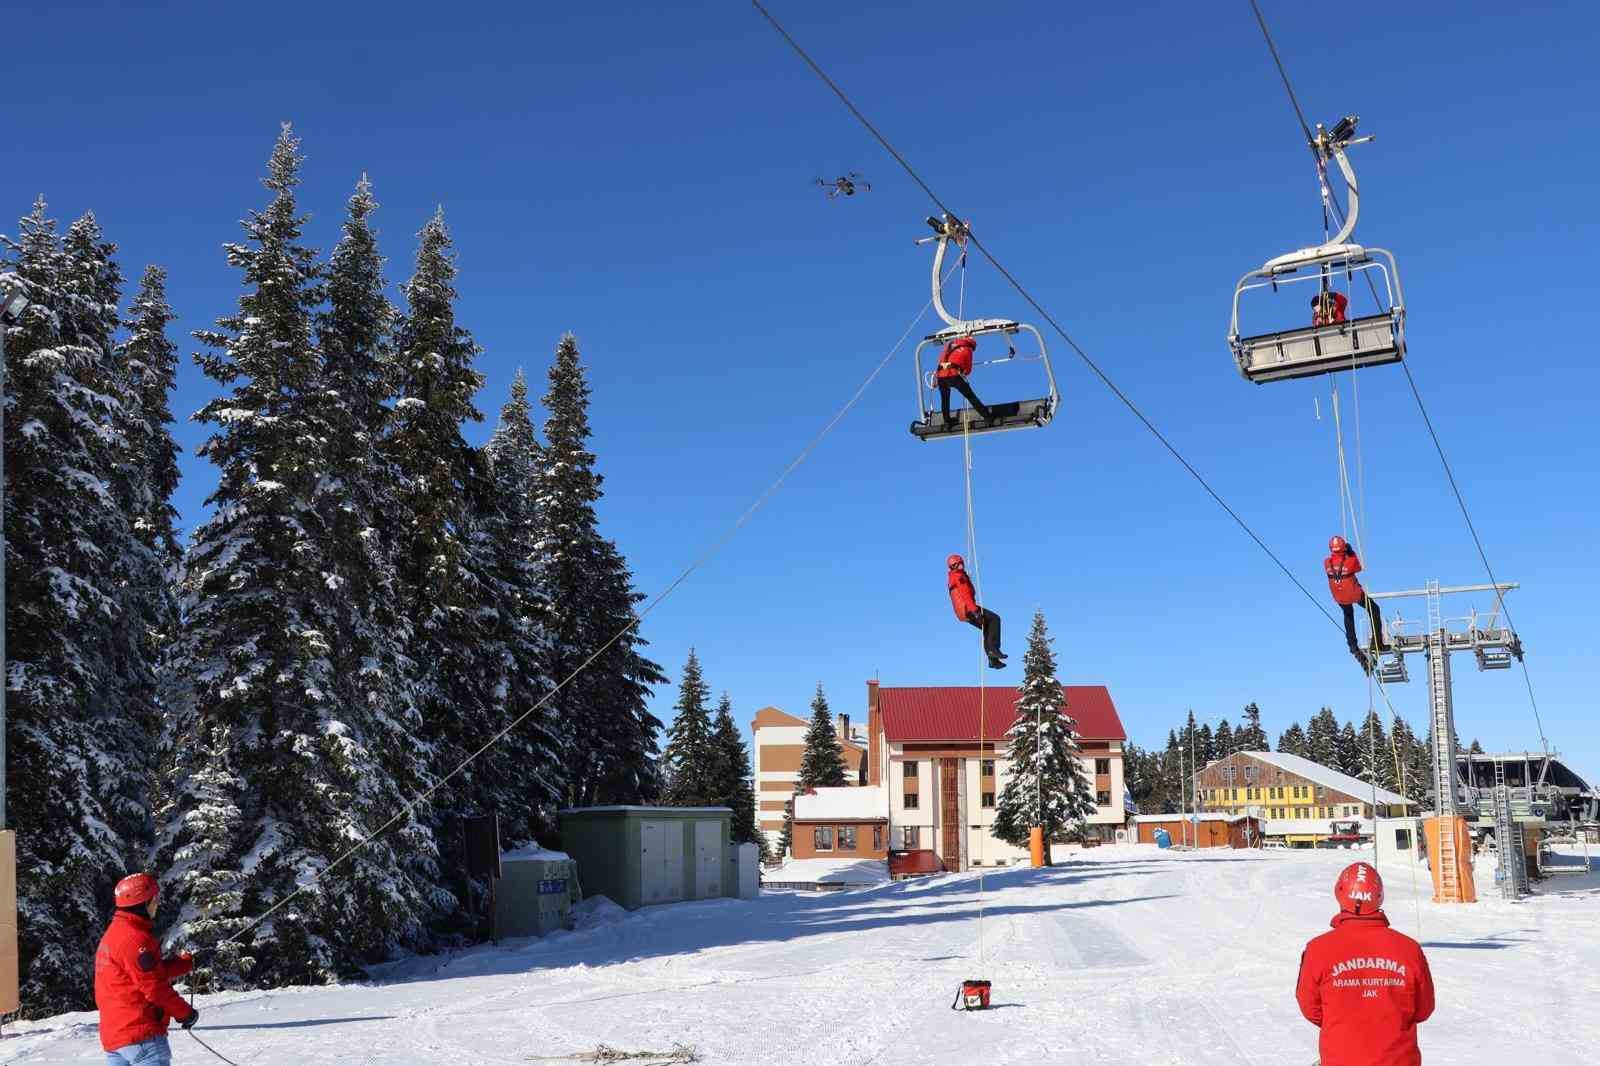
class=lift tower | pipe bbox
[1367,581,1524,903]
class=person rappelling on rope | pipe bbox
[935,336,994,429]
[1326,535,1389,673]
[1313,288,1349,326]
[95,873,199,1066]
[1296,862,1435,1066]
[947,554,1005,669]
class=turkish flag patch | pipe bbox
[137,947,158,973]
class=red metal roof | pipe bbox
[877,685,1126,743]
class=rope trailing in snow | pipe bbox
[530,1043,700,1064]
[186,1029,244,1066]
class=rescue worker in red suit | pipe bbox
[1326,534,1388,672]
[95,872,198,1066]
[934,336,994,429]
[1296,862,1435,1066]
[947,554,1005,669]
[1313,289,1349,326]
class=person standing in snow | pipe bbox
[1296,862,1435,1066]
[95,873,199,1066]
[1325,535,1388,673]
[947,554,1005,669]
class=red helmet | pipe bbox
[114,872,159,908]
[1334,861,1384,915]
[1328,535,1348,553]
[947,554,965,569]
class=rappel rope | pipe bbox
[961,408,987,973]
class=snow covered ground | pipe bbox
[5,845,1596,1065]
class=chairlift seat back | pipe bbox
[1234,312,1403,384]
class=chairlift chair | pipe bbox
[909,215,1059,441]
[1227,116,1407,384]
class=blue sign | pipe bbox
[537,878,568,896]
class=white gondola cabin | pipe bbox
[909,216,1058,441]
[1227,116,1407,384]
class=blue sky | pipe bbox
[7,2,1597,776]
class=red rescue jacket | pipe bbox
[94,910,194,1052]
[1325,549,1366,606]
[1296,911,1435,1066]
[1314,290,1349,326]
[948,568,979,621]
[935,338,975,380]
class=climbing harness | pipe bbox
[910,214,1058,440]
[1227,115,1407,384]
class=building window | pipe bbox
[873,825,883,851]
[901,826,920,848]
[839,826,857,850]
[981,791,996,808]
[1222,767,1236,786]
[1230,789,1239,802]
[814,827,834,852]
[1096,790,1111,806]
[1095,758,1110,775]
[904,792,920,810]
[1395,828,1412,850]
[981,759,996,777]
[903,761,918,779]
[1244,765,1259,784]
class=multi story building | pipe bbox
[866,681,1129,871]
[751,705,868,851]
[1194,750,1413,847]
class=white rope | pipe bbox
[961,411,986,971]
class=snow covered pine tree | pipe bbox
[990,611,1096,865]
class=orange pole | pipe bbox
[1029,826,1046,868]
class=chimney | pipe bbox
[866,680,882,786]
[837,712,850,742]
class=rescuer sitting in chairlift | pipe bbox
[1325,535,1389,673]
[934,335,994,429]
[1312,288,1349,327]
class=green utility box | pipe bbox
[558,806,734,910]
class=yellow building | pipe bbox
[1194,751,1414,847]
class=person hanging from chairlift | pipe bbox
[934,335,995,429]
[947,554,1005,669]
[1325,535,1389,673]
[1312,288,1349,327]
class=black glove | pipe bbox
[180,1006,200,1030]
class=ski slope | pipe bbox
[6,846,1596,1065]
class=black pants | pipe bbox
[939,376,992,423]
[1341,595,1385,653]
[965,608,1002,657]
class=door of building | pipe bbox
[694,820,722,899]
[641,820,685,905]
[940,758,962,871]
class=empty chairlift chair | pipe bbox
[909,215,1059,440]
[1227,116,1407,384]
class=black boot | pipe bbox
[1351,647,1371,673]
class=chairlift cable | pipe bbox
[1246,0,1550,756]
[751,0,1341,632]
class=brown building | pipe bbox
[790,786,890,861]
[1132,813,1263,849]
[753,706,868,852]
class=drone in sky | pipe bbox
[815,172,871,199]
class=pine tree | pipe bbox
[536,333,664,806]
[990,612,1097,862]
[1278,723,1309,757]
[160,127,429,988]
[776,795,795,861]
[1335,722,1362,777]
[2,200,148,1013]
[1197,723,1215,766]
[1468,738,1484,755]
[481,370,562,840]
[1237,702,1270,751]
[1214,719,1235,760]
[798,685,848,789]
[1359,709,1394,790]
[663,650,716,804]
[711,692,761,847]
[1306,707,1341,767]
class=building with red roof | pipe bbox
[866,681,1129,872]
